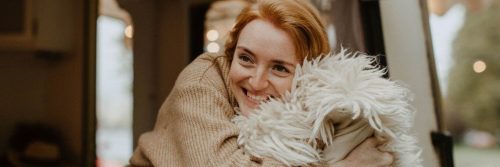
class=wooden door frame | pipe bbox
[379,0,446,166]
[83,0,98,166]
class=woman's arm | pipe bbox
[129,75,286,166]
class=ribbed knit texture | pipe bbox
[128,53,287,167]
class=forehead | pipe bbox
[237,19,298,62]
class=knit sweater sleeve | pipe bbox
[129,54,285,167]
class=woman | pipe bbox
[129,0,394,166]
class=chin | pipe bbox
[235,102,252,117]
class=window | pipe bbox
[428,0,500,166]
[96,0,134,166]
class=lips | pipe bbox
[242,88,270,107]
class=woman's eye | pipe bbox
[238,55,253,63]
[272,65,290,73]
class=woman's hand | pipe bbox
[331,137,394,167]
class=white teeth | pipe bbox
[247,92,267,102]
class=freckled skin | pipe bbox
[228,19,300,116]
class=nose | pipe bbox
[249,68,269,91]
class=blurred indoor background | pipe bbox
[0,0,498,166]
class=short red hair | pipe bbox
[224,0,330,62]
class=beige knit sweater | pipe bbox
[129,53,372,167]
[129,53,287,166]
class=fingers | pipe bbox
[368,136,394,166]
[343,136,395,167]
[361,137,379,147]
[365,136,388,146]
[380,152,394,166]
[375,134,389,144]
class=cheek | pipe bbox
[271,76,294,95]
[228,61,247,84]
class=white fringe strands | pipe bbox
[232,49,422,167]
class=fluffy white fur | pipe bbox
[232,49,422,167]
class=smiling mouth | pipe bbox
[242,88,272,105]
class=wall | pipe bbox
[119,0,212,146]
[38,0,85,162]
[0,52,48,151]
[380,0,441,166]
[119,0,159,146]
[0,0,85,165]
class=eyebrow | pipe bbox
[236,46,256,57]
[236,46,295,67]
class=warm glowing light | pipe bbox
[206,29,219,41]
[207,42,220,53]
[473,60,487,73]
[125,25,133,38]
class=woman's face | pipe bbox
[229,19,299,116]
